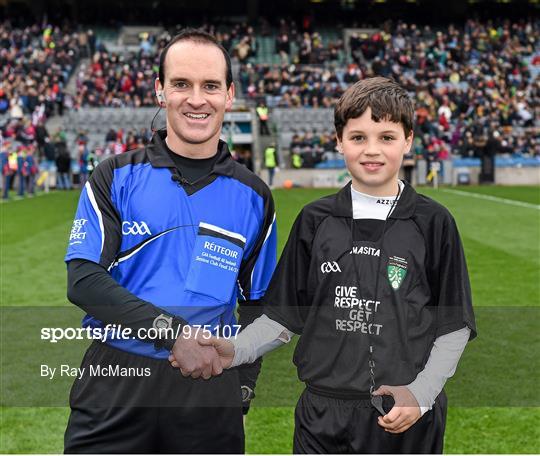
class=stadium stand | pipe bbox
[0,16,538,197]
[0,22,87,119]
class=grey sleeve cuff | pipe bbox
[231,314,294,367]
[407,326,471,416]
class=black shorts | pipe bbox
[64,341,244,454]
[293,387,447,454]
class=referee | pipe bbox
[64,29,277,453]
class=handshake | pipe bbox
[167,326,235,380]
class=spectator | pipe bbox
[55,144,71,190]
[23,144,38,195]
[15,146,26,196]
[0,22,84,122]
[235,149,254,172]
[264,142,278,187]
[35,122,49,157]
[402,150,416,184]
[1,143,17,199]
[256,102,270,135]
[78,143,90,188]
[105,128,116,143]
[234,37,252,63]
[289,130,337,168]
[276,34,290,64]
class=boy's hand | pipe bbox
[372,385,421,434]
[198,337,235,369]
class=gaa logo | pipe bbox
[122,221,152,236]
[320,261,341,274]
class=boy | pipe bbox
[173,77,476,453]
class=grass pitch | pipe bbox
[1,185,539,453]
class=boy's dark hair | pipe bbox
[158,28,233,89]
[334,77,414,139]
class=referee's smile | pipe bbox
[157,39,235,157]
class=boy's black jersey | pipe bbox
[264,181,476,394]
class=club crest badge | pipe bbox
[387,256,408,290]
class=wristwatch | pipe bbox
[152,314,185,351]
[241,385,255,403]
[153,314,173,331]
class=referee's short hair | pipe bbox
[158,28,233,89]
[334,76,414,139]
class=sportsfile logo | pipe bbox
[122,221,152,236]
[320,261,341,274]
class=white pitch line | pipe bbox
[440,188,540,210]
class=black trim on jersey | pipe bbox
[101,145,151,169]
[112,226,194,267]
[230,160,276,300]
[87,159,123,269]
[182,175,219,196]
[198,226,246,249]
[237,191,275,300]
[231,157,275,200]
[68,125,275,424]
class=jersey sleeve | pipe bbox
[263,208,314,334]
[64,158,122,269]
[431,212,477,340]
[236,189,277,301]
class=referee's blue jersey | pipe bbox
[65,132,277,359]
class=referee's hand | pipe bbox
[373,385,421,434]
[169,336,234,372]
[167,328,222,380]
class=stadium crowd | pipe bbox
[254,19,538,165]
[0,20,95,197]
[0,21,94,118]
[352,19,539,155]
[75,51,158,107]
[0,121,155,198]
[72,20,344,108]
[241,64,358,108]
[70,18,538,166]
[289,130,338,168]
[73,22,259,107]
[0,18,538,194]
